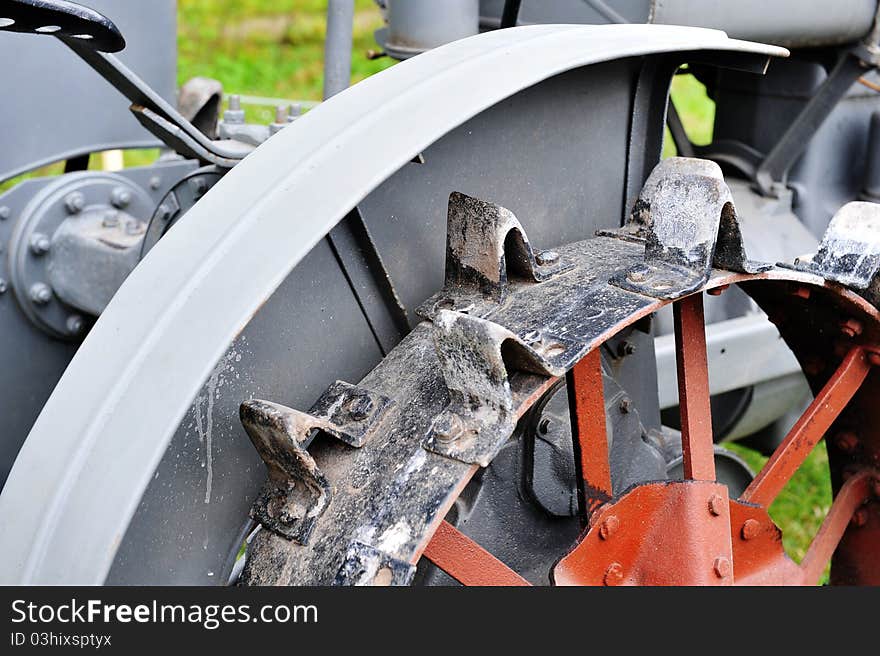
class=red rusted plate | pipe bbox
[423,520,531,586]
[567,348,611,515]
[553,481,733,585]
[673,294,716,481]
[728,500,802,585]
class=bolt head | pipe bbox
[713,556,731,579]
[29,233,50,255]
[708,494,725,517]
[599,515,620,540]
[868,351,880,367]
[618,397,632,414]
[346,394,374,421]
[535,250,560,267]
[64,192,85,214]
[102,211,120,228]
[111,187,132,209]
[741,519,762,540]
[603,562,624,586]
[434,414,464,443]
[627,267,649,283]
[834,431,859,454]
[29,283,52,305]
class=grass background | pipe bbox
[6,1,831,572]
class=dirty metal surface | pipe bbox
[786,201,880,307]
[607,158,769,300]
[240,381,394,544]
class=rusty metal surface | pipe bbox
[553,481,734,586]
[673,293,716,481]
[567,349,612,516]
[423,521,530,586]
[741,346,870,508]
[239,381,394,544]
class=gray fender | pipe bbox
[0,24,785,584]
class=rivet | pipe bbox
[713,556,731,579]
[29,233,50,255]
[741,519,761,540]
[868,350,880,367]
[599,515,620,540]
[603,562,624,586]
[29,283,52,305]
[0,206,10,220]
[0,278,7,294]
[840,319,863,338]
[851,508,868,528]
[708,494,725,516]
[149,176,162,190]
[834,431,859,454]
[64,192,85,214]
[535,250,559,266]
[66,314,84,336]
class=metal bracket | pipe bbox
[0,0,125,53]
[782,201,880,306]
[332,541,416,586]
[608,157,768,300]
[423,309,569,467]
[420,191,570,313]
[240,381,395,544]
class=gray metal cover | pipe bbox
[0,0,177,182]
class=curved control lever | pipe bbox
[0,0,125,53]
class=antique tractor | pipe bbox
[0,0,879,586]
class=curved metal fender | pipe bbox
[0,24,786,584]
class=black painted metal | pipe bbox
[0,0,125,52]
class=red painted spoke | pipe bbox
[567,348,611,515]
[799,470,872,585]
[423,521,531,586]
[742,347,870,508]
[673,294,716,480]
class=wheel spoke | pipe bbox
[567,348,611,516]
[799,470,872,585]
[423,521,531,586]
[741,347,870,508]
[673,293,716,480]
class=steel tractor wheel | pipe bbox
[1,25,878,586]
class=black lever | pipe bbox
[0,0,124,53]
